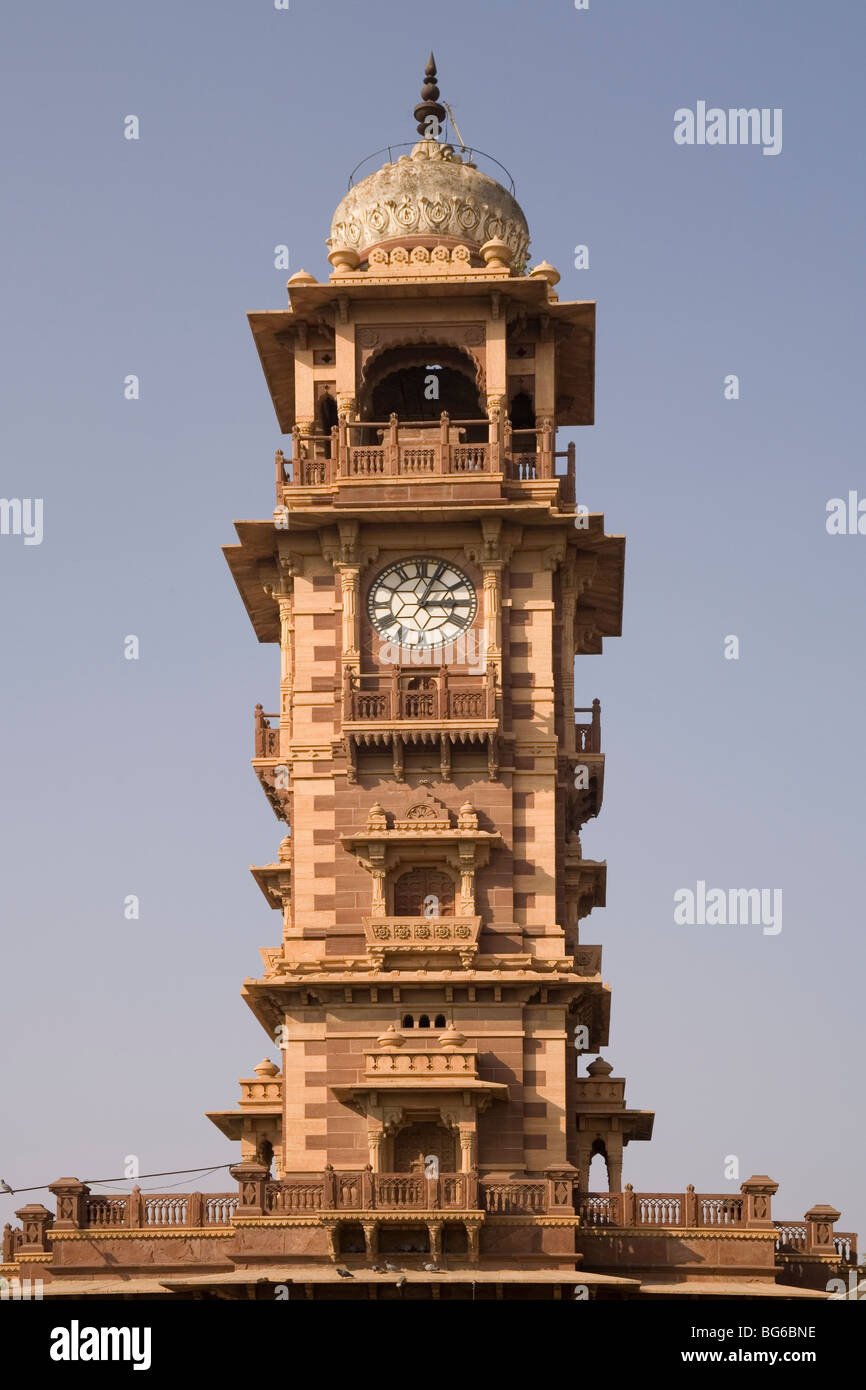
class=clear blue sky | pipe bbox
[1,0,864,1241]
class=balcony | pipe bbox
[252,705,289,821]
[344,669,496,724]
[267,1171,478,1214]
[343,668,499,781]
[574,700,601,754]
[275,414,576,504]
[362,915,481,968]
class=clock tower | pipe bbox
[212,56,654,1270]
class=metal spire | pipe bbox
[413,52,447,138]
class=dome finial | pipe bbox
[414,51,446,138]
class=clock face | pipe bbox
[367,558,477,650]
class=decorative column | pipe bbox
[604,1131,623,1194]
[362,1220,379,1257]
[47,1178,89,1230]
[457,844,476,917]
[487,394,505,471]
[275,561,296,748]
[367,1128,385,1173]
[740,1174,779,1228]
[13,1204,53,1253]
[457,1123,477,1172]
[229,1159,269,1217]
[427,1220,444,1263]
[337,564,360,667]
[805,1203,842,1255]
[560,574,577,755]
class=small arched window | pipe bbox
[434,1014,447,1029]
[419,1015,431,1029]
[402,1014,414,1029]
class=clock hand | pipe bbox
[419,564,445,605]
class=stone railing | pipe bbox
[482,1180,548,1215]
[576,1187,747,1229]
[276,415,576,494]
[239,1076,283,1106]
[10,1175,852,1261]
[1,1224,24,1261]
[774,1221,807,1251]
[265,1170,477,1212]
[574,699,601,754]
[253,704,280,758]
[834,1232,858,1263]
[365,1049,478,1080]
[344,670,496,725]
[82,1190,239,1230]
[774,1221,857,1264]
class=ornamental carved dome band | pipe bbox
[328,141,530,264]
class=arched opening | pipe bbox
[393,867,456,917]
[316,387,338,457]
[255,1137,274,1173]
[587,1139,608,1192]
[359,343,487,442]
[434,1014,447,1029]
[509,389,535,431]
[418,1014,431,1029]
[402,1014,414,1029]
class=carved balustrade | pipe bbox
[274,414,576,494]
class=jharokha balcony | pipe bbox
[344,669,496,724]
[343,668,500,782]
[275,413,576,505]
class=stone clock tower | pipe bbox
[210,57,654,1267]
[6,58,852,1302]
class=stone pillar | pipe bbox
[545,1166,576,1214]
[13,1204,53,1253]
[805,1203,842,1255]
[229,1160,269,1217]
[560,581,577,755]
[457,1124,476,1172]
[124,1185,144,1228]
[362,1220,379,1258]
[621,1184,636,1225]
[337,564,360,666]
[48,1178,89,1230]
[361,1166,374,1209]
[458,845,475,916]
[277,583,294,746]
[575,1140,594,1193]
[604,1134,623,1194]
[487,394,505,470]
[740,1175,779,1229]
[368,1128,385,1173]
[684,1184,698,1226]
[481,562,503,671]
[465,1218,482,1264]
[370,866,387,917]
[427,1220,443,1263]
